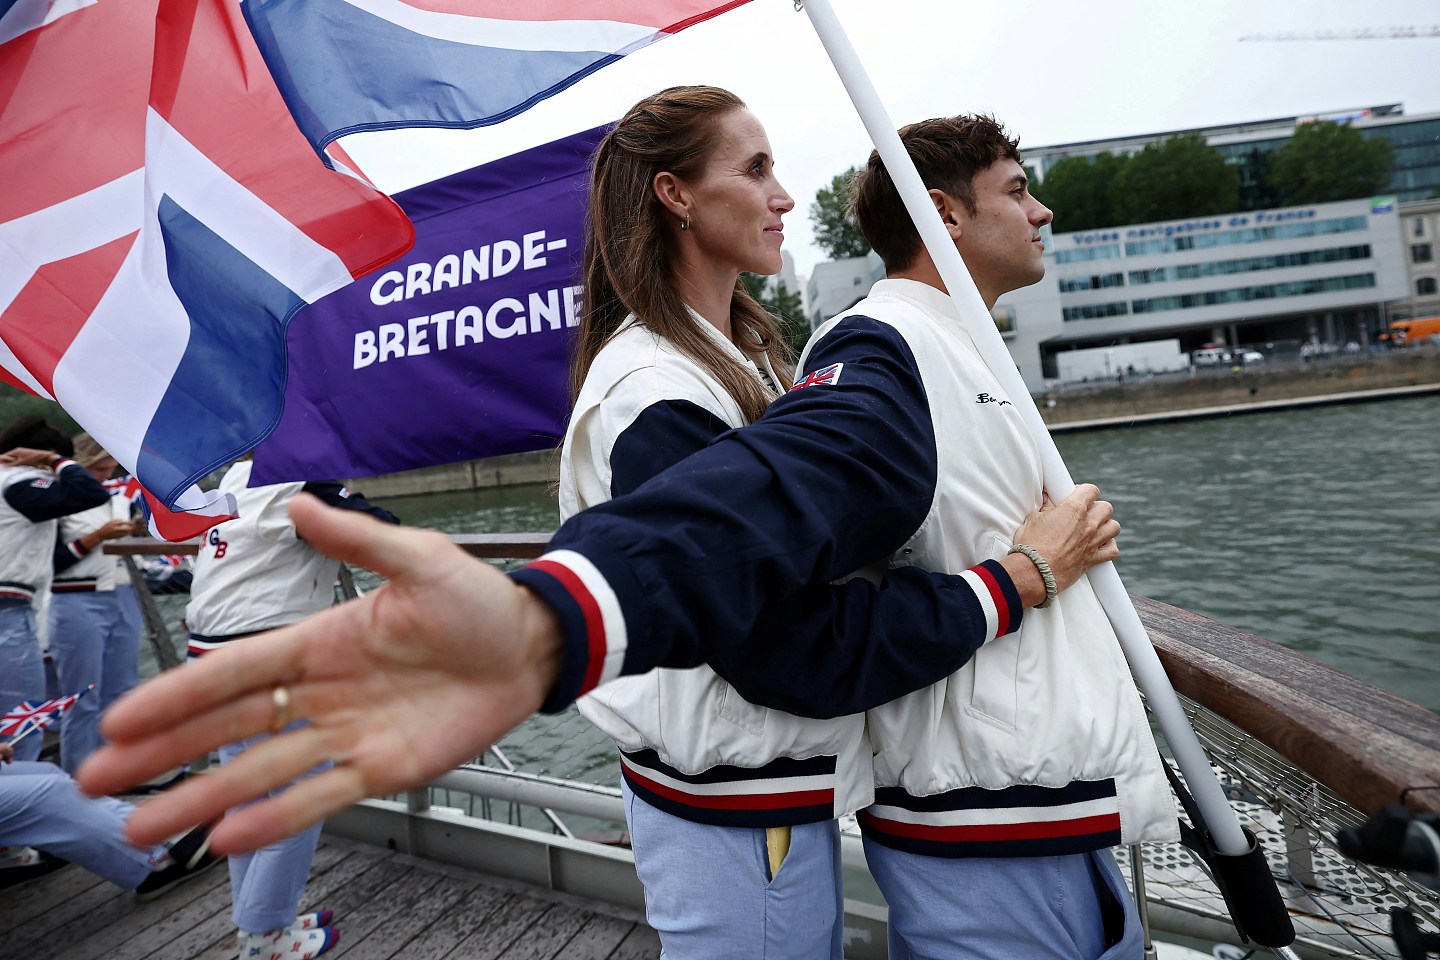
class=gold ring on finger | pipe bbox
[269,685,291,736]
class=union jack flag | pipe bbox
[790,363,845,390]
[1,685,94,746]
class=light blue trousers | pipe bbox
[106,585,142,708]
[0,605,46,762]
[864,837,1142,960]
[220,723,330,934]
[49,590,140,773]
[623,780,845,960]
[0,760,161,888]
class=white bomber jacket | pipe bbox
[563,317,876,826]
[802,280,1178,858]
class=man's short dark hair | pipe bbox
[851,114,1022,273]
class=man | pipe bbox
[819,116,1175,959]
[0,741,220,898]
[0,416,109,761]
[83,118,1165,960]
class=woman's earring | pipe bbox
[681,214,690,232]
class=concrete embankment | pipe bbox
[353,351,1440,497]
[349,449,556,498]
[1042,351,1440,432]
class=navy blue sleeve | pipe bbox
[711,560,1021,718]
[3,461,109,522]
[610,399,729,498]
[513,316,944,709]
[300,482,400,526]
[53,525,90,574]
[603,370,1024,717]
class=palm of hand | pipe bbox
[79,507,557,854]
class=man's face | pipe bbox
[952,159,1052,305]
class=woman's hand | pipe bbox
[83,518,139,550]
[77,495,562,855]
[1004,484,1120,606]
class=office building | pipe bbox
[1397,198,1440,321]
[998,195,1408,385]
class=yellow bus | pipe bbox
[1389,316,1440,343]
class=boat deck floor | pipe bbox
[0,834,661,960]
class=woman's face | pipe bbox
[681,108,794,277]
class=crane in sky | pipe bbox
[1240,26,1440,42]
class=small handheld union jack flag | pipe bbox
[1,685,95,747]
[790,362,845,391]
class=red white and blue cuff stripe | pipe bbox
[511,549,628,713]
[964,558,1022,641]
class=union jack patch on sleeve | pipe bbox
[790,363,844,390]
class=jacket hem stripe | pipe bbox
[623,765,837,827]
[859,809,1121,843]
[862,824,1124,859]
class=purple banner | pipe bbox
[251,124,607,485]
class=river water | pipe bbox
[363,394,1438,786]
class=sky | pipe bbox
[343,0,1440,280]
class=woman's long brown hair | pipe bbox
[571,86,793,423]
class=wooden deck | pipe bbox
[0,835,660,960]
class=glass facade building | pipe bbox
[1028,104,1440,207]
[988,196,1411,385]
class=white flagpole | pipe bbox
[798,0,1249,857]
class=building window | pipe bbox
[1126,244,1371,285]
[1420,277,1439,296]
[1131,273,1377,314]
[1058,272,1124,292]
[1412,243,1434,264]
[1415,217,1427,238]
[1062,302,1129,322]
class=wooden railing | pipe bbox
[108,536,1440,816]
[1138,594,1440,816]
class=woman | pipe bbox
[559,85,854,960]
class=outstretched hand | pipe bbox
[76,494,562,854]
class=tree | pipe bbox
[0,385,80,437]
[1266,121,1395,205]
[1113,133,1239,224]
[809,167,871,260]
[1030,152,1130,232]
[742,274,810,358]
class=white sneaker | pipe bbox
[237,925,338,960]
[0,847,42,869]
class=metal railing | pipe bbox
[105,536,1440,958]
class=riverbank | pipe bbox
[1041,349,1440,430]
[351,349,1440,497]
